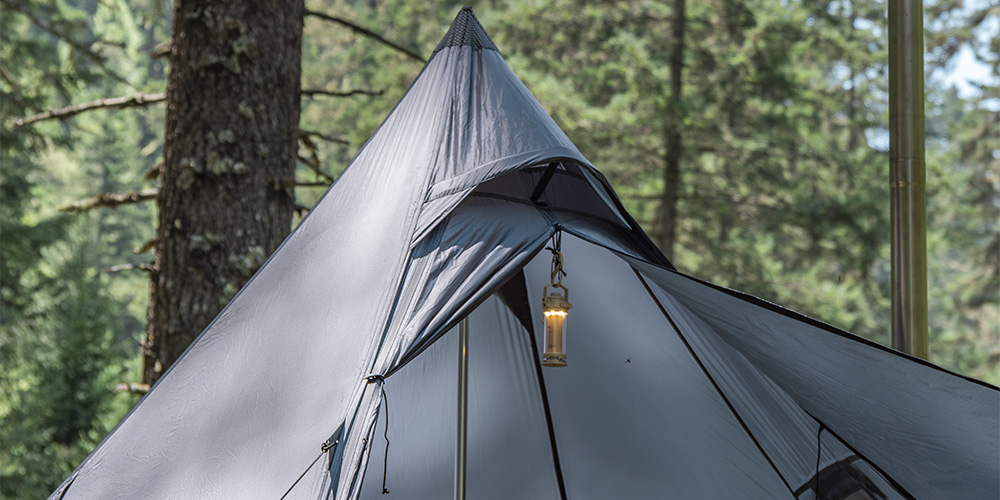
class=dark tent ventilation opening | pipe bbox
[796,456,909,500]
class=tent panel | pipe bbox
[632,261,1000,499]
[466,296,561,499]
[409,41,591,244]
[420,46,587,195]
[523,236,794,499]
[359,296,559,500]
[50,12,476,498]
[359,325,457,500]
[376,196,553,373]
[53,194,401,499]
[637,268,855,489]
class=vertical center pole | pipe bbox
[455,317,469,500]
[888,0,928,359]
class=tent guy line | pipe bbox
[279,438,340,500]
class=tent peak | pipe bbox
[434,7,498,53]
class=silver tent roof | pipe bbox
[53,8,998,500]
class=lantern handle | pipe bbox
[544,282,570,300]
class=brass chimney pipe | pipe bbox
[888,0,928,358]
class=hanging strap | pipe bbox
[530,162,560,206]
[814,424,825,499]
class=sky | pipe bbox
[934,0,998,108]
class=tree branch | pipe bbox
[149,39,172,59]
[103,263,154,273]
[60,188,158,213]
[296,154,335,183]
[299,128,348,145]
[293,181,332,187]
[11,92,166,128]
[300,88,383,98]
[304,9,426,63]
[133,239,156,255]
[144,161,164,181]
[297,134,336,183]
[271,177,334,189]
[114,382,150,394]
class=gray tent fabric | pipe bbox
[633,260,999,499]
[52,7,998,500]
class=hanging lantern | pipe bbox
[542,283,571,367]
[542,232,571,367]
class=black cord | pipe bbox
[380,384,391,494]
[814,424,825,500]
[279,449,328,500]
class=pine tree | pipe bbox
[142,0,304,384]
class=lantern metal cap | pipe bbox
[543,285,572,310]
[542,353,567,367]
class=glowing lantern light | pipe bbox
[542,232,571,367]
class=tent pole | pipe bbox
[455,317,469,500]
[888,0,928,359]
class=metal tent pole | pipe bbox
[455,317,469,500]
[888,0,928,359]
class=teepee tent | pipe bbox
[52,8,997,500]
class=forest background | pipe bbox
[1,0,997,496]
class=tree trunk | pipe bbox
[658,0,686,261]
[143,0,303,384]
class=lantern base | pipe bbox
[542,352,567,367]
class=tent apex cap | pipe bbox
[434,6,498,53]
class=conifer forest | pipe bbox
[1,0,997,496]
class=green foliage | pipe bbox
[1,0,82,319]
[924,86,999,381]
[1,0,159,494]
[1,223,141,498]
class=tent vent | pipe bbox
[434,7,498,53]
